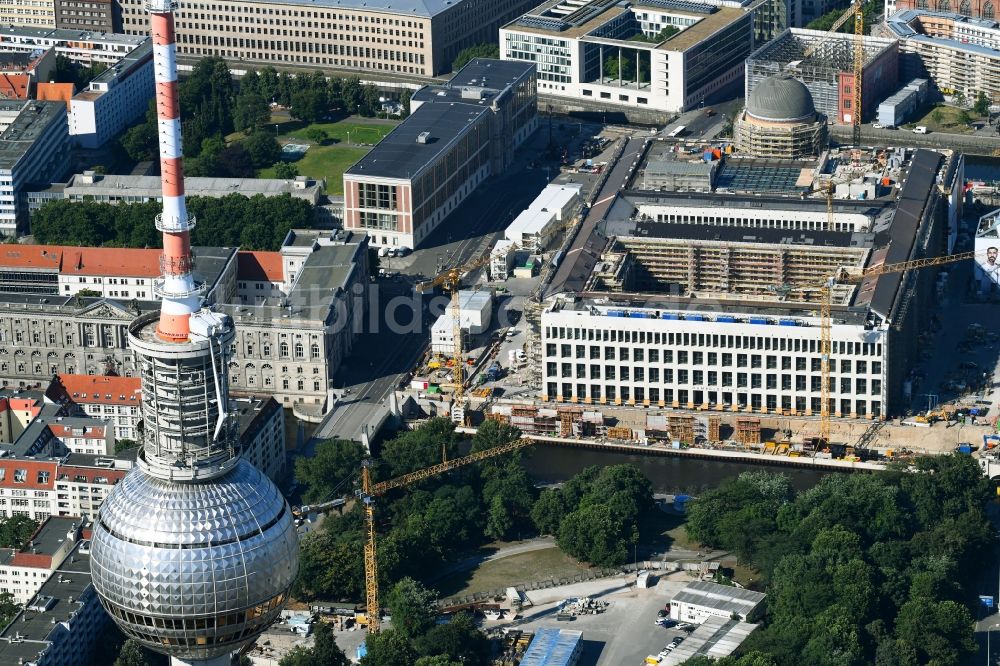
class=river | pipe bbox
[521,443,835,494]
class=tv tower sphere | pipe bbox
[88,0,298,662]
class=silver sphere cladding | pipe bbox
[89,459,299,661]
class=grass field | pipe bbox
[240,115,400,195]
[433,547,592,599]
[910,104,981,134]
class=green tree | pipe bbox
[113,640,157,666]
[974,91,990,116]
[931,109,944,125]
[482,461,536,541]
[114,438,138,454]
[359,629,418,666]
[361,84,381,117]
[452,43,500,71]
[294,439,364,504]
[242,130,282,169]
[119,120,159,162]
[291,88,329,124]
[957,110,972,126]
[342,77,362,114]
[531,487,568,535]
[385,577,437,640]
[305,127,329,145]
[0,592,17,629]
[557,502,632,566]
[273,161,300,179]
[233,92,270,133]
[413,612,490,664]
[401,89,413,117]
[415,657,463,666]
[380,418,458,477]
[0,514,39,549]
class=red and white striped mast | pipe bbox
[148,0,200,342]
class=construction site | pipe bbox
[745,28,899,123]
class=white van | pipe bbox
[378,247,390,257]
[913,126,928,134]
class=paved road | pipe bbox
[830,123,1000,154]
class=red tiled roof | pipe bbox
[59,247,161,278]
[36,82,74,108]
[47,424,107,439]
[0,460,57,491]
[237,251,283,283]
[0,245,62,270]
[0,74,30,100]
[58,465,126,484]
[53,375,141,406]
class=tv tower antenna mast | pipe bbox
[88,1,299,664]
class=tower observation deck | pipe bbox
[88,0,299,663]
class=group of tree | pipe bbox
[0,514,38,549]
[452,43,500,71]
[294,419,658,604]
[294,419,538,603]
[31,193,314,251]
[531,463,655,566]
[805,0,882,35]
[51,54,108,92]
[629,25,680,43]
[358,578,490,666]
[684,455,991,665]
[119,57,396,178]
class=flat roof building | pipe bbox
[520,628,583,666]
[881,10,1000,102]
[119,0,538,76]
[542,149,962,419]
[746,28,899,125]
[0,26,146,65]
[506,183,582,252]
[69,40,153,149]
[664,616,759,665]
[669,581,766,623]
[0,100,70,236]
[344,59,537,249]
[501,0,755,115]
[55,0,119,32]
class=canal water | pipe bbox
[521,444,835,495]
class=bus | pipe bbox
[667,125,686,138]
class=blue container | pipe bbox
[749,317,769,325]
[779,319,797,326]
[661,313,679,320]
[717,316,735,323]
[608,310,623,317]
[686,314,704,321]
[958,444,973,454]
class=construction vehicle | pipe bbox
[358,436,537,633]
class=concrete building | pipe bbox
[69,40,153,149]
[876,78,929,128]
[0,0,56,28]
[734,73,827,158]
[55,0,119,32]
[46,418,113,456]
[882,9,1000,101]
[0,234,367,412]
[119,0,537,76]
[430,289,494,353]
[491,238,518,281]
[500,0,755,114]
[344,59,537,249]
[543,149,960,418]
[641,160,717,192]
[0,100,71,235]
[505,183,581,252]
[233,395,286,482]
[887,0,997,20]
[0,537,109,666]
[669,581,766,624]
[0,517,81,604]
[746,28,898,124]
[0,49,56,100]
[45,374,142,441]
[0,26,147,65]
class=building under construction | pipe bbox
[542,148,964,418]
[745,28,899,124]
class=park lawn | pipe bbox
[911,104,981,134]
[433,547,592,599]
[259,145,369,195]
[286,120,397,146]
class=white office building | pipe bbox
[505,182,582,252]
[501,0,755,114]
[669,581,766,624]
[0,26,147,65]
[70,40,154,149]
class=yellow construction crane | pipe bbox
[358,436,536,633]
[416,245,518,422]
[801,0,864,145]
[812,249,983,445]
